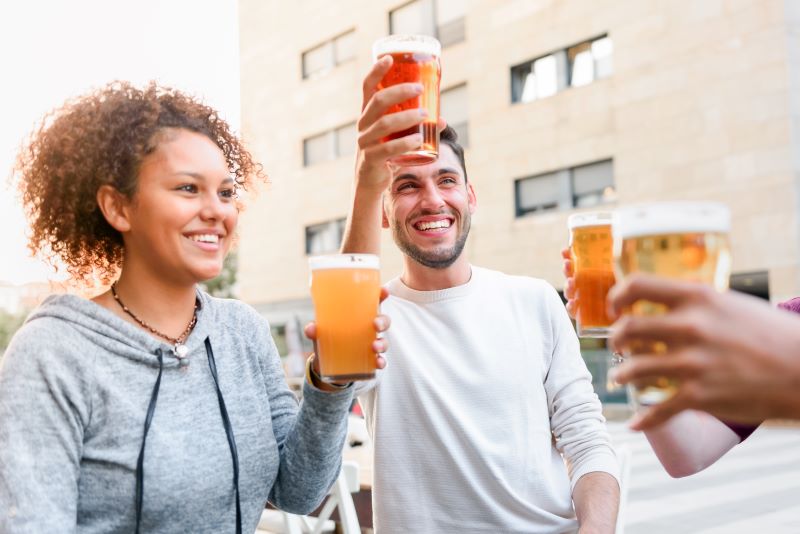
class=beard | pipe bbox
[392,211,471,269]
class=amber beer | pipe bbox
[615,202,731,405]
[373,34,441,165]
[309,254,381,381]
[568,212,615,337]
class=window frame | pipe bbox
[514,159,615,217]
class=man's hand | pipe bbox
[608,274,800,428]
[561,246,577,319]
[304,287,391,391]
[355,55,428,193]
[342,57,445,255]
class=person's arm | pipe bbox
[609,274,800,428]
[341,56,432,254]
[573,471,619,534]
[0,320,86,532]
[639,410,740,477]
[540,285,620,522]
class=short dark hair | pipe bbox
[440,126,467,183]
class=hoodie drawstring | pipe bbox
[135,349,164,533]
[135,339,242,534]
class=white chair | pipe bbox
[614,445,632,534]
[257,460,361,534]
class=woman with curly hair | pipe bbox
[0,82,387,533]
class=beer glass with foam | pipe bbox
[372,34,441,165]
[309,254,381,381]
[614,202,732,406]
[568,212,615,338]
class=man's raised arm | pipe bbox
[341,56,429,254]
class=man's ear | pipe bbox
[467,182,477,215]
[382,196,390,229]
[96,185,132,232]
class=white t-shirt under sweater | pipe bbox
[356,266,619,534]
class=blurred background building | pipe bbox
[237,0,800,398]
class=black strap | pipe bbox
[134,342,242,534]
[135,350,164,534]
[205,337,243,534]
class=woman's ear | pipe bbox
[96,185,132,232]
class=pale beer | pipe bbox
[309,254,381,381]
[614,202,731,405]
[373,34,441,165]
[568,212,615,337]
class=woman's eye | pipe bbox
[177,184,198,193]
[219,188,237,200]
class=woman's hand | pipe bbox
[303,287,391,390]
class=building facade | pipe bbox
[238,0,800,370]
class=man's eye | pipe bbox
[397,183,416,191]
[441,176,457,185]
[177,184,198,193]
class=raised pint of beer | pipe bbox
[372,34,441,165]
[614,202,731,405]
[309,254,381,381]
[568,212,615,337]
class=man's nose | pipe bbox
[419,182,445,210]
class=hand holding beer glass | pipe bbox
[567,212,616,338]
[372,34,441,165]
[613,202,732,406]
[309,254,382,381]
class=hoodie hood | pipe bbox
[26,289,215,369]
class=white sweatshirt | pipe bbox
[357,266,619,533]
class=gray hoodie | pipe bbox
[0,291,353,533]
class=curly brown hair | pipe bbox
[14,81,265,284]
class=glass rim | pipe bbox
[372,34,441,61]
[614,201,730,239]
[308,253,380,271]
[568,211,614,230]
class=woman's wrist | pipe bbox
[305,355,352,391]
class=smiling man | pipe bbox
[339,56,620,534]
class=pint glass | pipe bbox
[614,202,731,406]
[568,212,615,338]
[309,254,381,381]
[372,34,441,165]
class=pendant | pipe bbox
[174,343,189,359]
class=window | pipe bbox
[568,36,613,87]
[305,218,346,255]
[571,160,616,207]
[441,84,468,147]
[435,0,465,46]
[303,122,357,166]
[335,123,357,158]
[302,30,356,80]
[511,52,565,104]
[730,271,770,300]
[389,0,465,46]
[515,159,615,217]
[511,35,612,104]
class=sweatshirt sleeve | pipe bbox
[0,319,91,533]
[541,286,619,490]
[253,315,354,514]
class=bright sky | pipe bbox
[0,0,240,285]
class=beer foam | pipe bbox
[614,202,730,239]
[568,211,614,230]
[308,254,380,271]
[372,34,441,61]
